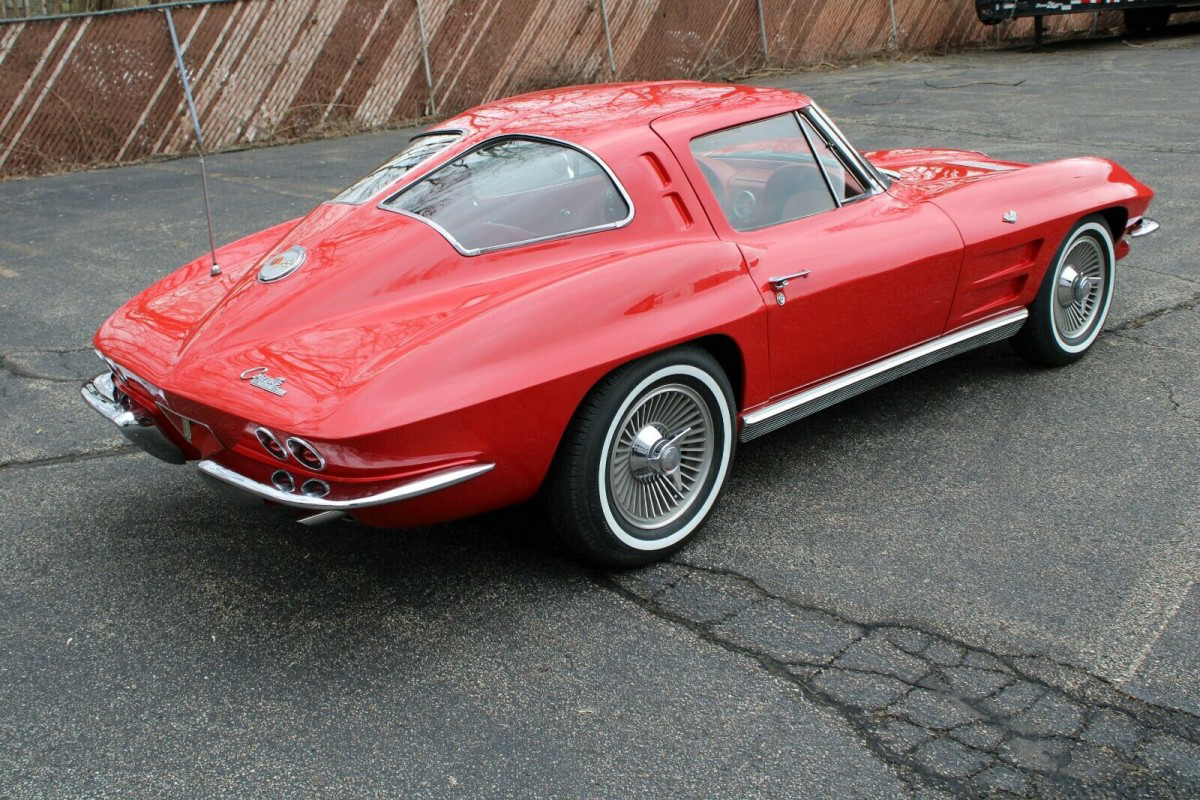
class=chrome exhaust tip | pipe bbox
[297,510,347,526]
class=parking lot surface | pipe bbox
[2,26,1199,798]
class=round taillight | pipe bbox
[301,479,330,498]
[286,437,325,471]
[271,470,295,493]
[255,427,288,461]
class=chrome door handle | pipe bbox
[769,270,810,290]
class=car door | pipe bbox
[659,107,964,398]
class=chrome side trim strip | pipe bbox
[1127,217,1159,238]
[740,309,1029,442]
[196,459,495,511]
[81,372,187,464]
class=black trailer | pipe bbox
[975,0,1197,43]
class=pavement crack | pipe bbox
[1108,290,1200,333]
[593,569,945,794]
[1,347,97,383]
[0,445,138,471]
[1108,329,1200,356]
[0,353,80,383]
[1156,378,1200,427]
[1122,263,1200,287]
[23,346,93,355]
[598,559,1200,797]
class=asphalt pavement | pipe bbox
[2,25,1199,799]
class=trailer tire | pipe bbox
[1124,6,1172,35]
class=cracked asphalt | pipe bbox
[2,25,1199,799]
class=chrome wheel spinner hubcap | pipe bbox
[1052,237,1106,340]
[629,425,692,491]
[1056,266,1094,307]
[607,383,715,533]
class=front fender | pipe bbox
[926,157,1153,330]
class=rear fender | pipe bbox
[329,239,769,511]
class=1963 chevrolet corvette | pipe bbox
[83,81,1158,566]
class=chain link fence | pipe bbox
[2,0,153,18]
[0,0,1162,178]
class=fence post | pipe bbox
[756,0,769,63]
[415,0,436,115]
[887,0,899,50]
[599,0,617,79]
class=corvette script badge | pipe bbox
[239,366,287,396]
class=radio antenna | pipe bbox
[164,8,220,277]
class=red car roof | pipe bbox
[438,80,812,152]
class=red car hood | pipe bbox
[96,202,541,430]
[865,147,1026,186]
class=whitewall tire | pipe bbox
[543,346,736,567]
[1013,215,1115,367]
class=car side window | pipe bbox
[382,137,631,254]
[689,113,836,231]
[797,113,867,202]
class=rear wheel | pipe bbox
[1012,215,1115,367]
[543,346,735,567]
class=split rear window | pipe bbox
[332,133,460,205]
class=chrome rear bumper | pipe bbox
[197,459,494,525]
[1128,217,1160,238]
[81,372,187,464]
[84,370,494,525]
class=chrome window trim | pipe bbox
[327,129,465,206]
[690,111,842,232]
[793,111,843,209]
[799,107,875,203]
[805,103,891,193]
[378,133,635,257]
[721,207,830,233]
[688,107,884,233]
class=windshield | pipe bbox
[331,132,460,205]
[381,137,631,254]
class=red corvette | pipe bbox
[84,81,1158,566]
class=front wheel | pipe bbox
[1012,215,1115,367]
[543,346,736,567]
